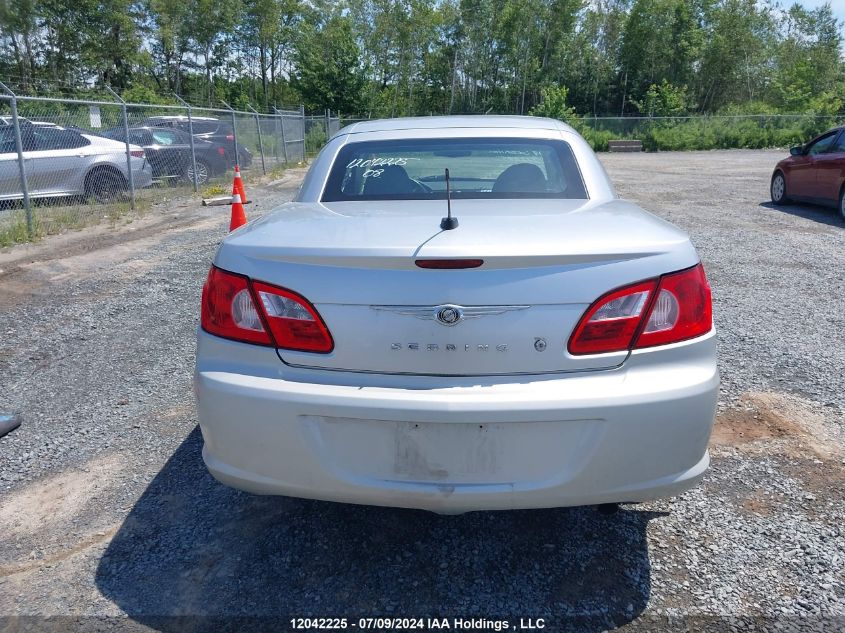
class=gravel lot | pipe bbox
[0,150,843,631]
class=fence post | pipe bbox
[173,94,199,192]
[0,82,33,238]
[273,106,288,164]
[325,109,330,140]
[221,101,240,168]
[247,104,267,175]
[104,86,135,210]
[300,105,306,163]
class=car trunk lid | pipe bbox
[215,199,698,376]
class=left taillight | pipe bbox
[200,266,334,353]
[130,149,144,158]
[568,263,712,355]
[201,267,272,346]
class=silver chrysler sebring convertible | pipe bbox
[194,116,718,514]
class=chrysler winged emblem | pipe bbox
[372,303,529,326]
[436,306,462,325]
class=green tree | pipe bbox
[632,79,690,116]
[768,3,844,113]
[697,0,775,111]
[529,85,577,122]
[292,15,365,114]
[621,0,702,109]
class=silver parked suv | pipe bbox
[0,120,153,204]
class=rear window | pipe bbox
[0,126,17,153]
[188,121,222,134]
[31,128,90,151]
[322,137,587,201]
[151,129,184,145]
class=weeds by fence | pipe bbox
[567,115,844,152]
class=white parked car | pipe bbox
[194,116,718,514]
[0,121,152,203]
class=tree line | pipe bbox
[1,0,842,118]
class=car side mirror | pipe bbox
[789,146,804,156]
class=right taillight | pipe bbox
[568,263,712,355]
[200,266,333,353]
[634,263,712,349]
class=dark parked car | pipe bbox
[102,126,227,185]
[140,116,253,169]
[771,127,845,221]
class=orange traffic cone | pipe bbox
[229,193,247,231]
[233,165,248,204]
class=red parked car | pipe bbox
[771,128,845,221]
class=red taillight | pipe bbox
[568,280,657,355]
[130,150,144,158]
[635,264,712,349]
[217,147,226,156]
[200,266,334,353]
[201,267,272,346]
[251,281,334,353]
[568,263,712,355]
[226,134,234,141]
[415,259,484,269]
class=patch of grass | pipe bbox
[0,211,40,247]
[201,183,230,197]
[40,206,91,235]
[0,193,159,246]
[266,165,288,180]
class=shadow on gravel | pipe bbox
[759,201,844,227]
[96,428,661,631]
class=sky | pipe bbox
[796,0,845,24]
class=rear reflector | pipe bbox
[252,281,334,353]
[568,280,657,355]
[217,147,226,156]
[415,259,484,269]
[568,263,712,355]
[635,264,712,349]
[201,267,334,353]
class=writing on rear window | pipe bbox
[346,157,418,168]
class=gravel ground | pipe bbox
[0,151,843,632]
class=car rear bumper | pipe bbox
[135,163,154,189]
[194,330,718,513]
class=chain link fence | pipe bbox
[3,96,843,246]
[0,84,306,246]
[304,111,341,157]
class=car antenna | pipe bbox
[440,168,459,230]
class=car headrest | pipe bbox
[491,163,547,193]
[362,165,415,195]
